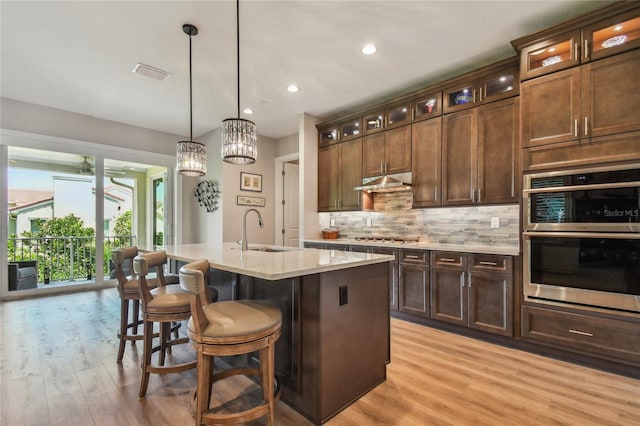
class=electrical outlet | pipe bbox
[491,217,500,229]
[366,218,372,227]
[330,218,336,227]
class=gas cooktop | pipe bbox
[352,236,419,244]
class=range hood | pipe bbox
[354,172,412,193]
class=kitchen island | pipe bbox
[160,242,394,425]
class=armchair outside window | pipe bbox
[8,260,38,291]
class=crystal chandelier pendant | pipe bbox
[176,23,207,177]
[221,118,257,165]
[177,140,207,176]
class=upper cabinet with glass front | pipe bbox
[513,3,640,80]
[413,90,442,122]
[317,116,363,147]
[363,98,412,135]
[586,11,640,61]
[443,58,519,114]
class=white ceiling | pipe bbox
[1,0,615,141]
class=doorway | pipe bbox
[275,153,299,247]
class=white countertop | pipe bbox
[158,242,395,281]
[304,238,520,256]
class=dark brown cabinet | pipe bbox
[413,90,442,122]
[318,138,363,212]
[522,49,640,170]
[431,252,513,337]
[398,249,429,317]
[467,254,513,337]
[515,4,640,80]
[522,305,640,366]
[442,97,519,205]
[443,60,519,114]
[362,125,411,178]
[363,99,412,135]
[350,245,399,310]
[411,117,442,208]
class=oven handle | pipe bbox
[523,180,640,194]
[523,231,640,239]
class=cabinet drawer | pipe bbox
[400,249,428,265]
[469,254,512,273]
[522,306,640,365]
[431,251,466,269]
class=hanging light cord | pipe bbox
[189,30,193,141]
[236,0,240,119]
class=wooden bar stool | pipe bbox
[112,246,159,363]
[180,260,282,426]
[134,250,197,399]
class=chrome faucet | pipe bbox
[241,208,263,251]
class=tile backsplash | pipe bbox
[327,191,520,248]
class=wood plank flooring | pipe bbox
[1,288,638,425]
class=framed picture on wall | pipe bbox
[240,172,262,192]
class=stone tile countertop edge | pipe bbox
[304,238,521,256]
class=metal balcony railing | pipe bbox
[8,235,136,284]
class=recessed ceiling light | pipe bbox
[287,84,299,93]
[361,43,377,55]
[243,108,254,114]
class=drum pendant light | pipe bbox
[221,0,257,165]
[176,24,207,176]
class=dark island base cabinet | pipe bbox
[238,263,390,425]
[349,245,399,311]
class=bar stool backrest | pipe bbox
[133,251,168,310]
[112,246,138,294]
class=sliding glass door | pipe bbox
[5,146,169,293]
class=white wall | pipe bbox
[0,98,194,244]
[276,133,298,157]
[223,135,277,245]
[186,127,225,245]
[299,113,321,240]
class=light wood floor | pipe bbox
[1,289,638,425]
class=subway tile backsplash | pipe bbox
[329,192,520,248]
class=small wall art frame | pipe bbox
[240,172,262,192]
[237,195,266,207]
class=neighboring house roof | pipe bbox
[9,197,53,213]
[8,189,53,207]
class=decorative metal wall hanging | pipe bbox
[194,180,220,212]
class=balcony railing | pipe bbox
[8,235,136,285]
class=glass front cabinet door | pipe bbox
[519,30,582,80]
[585,12,640,61]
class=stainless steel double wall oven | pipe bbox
[523,164,640,313]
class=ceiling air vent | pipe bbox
[132,63,170,81]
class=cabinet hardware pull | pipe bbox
[468,272,472,288]
[479,87,483,102]
[477,188,481,203]
[380,162,384,174]
[479,261,498,266]
[434,185,438,201]
[460,273,464,288]
[405,255,420,259]
[569,329,593,337]
[440,258,456,262]
[411,108,415,121]
[574,42,579,61]
[584,39,589,59]
[574,119,578,137]
[584,116,588,136]
[473,89,476,103]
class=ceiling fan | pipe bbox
[77,156,125,176]
[78,156,93,174]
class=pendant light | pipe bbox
[221,0,257,165]
[177,24,207,176]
